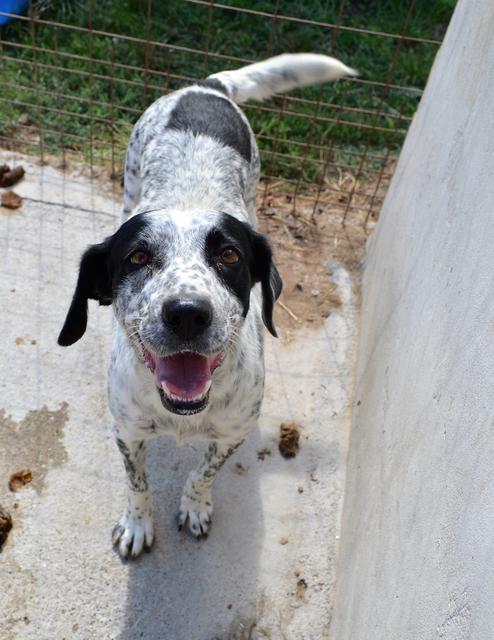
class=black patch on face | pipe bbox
[58,214,151,346]
[205,213,282,337]
[108,214,155,289]
[167,91,251,162]
[205,216,254,317]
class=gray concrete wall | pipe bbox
[330,1,494,638]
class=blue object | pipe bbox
[0,0,29,27]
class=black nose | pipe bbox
[162,298,213,340]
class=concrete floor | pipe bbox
[0,153,357,640]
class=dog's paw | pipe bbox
[178,492,213,539]
[112,510,154,559]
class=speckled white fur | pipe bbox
[109,53,355,558]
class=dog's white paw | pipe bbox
[178,491,213,538]
[112,509,154,559]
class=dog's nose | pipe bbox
[162,298,213,339]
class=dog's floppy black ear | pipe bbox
[58,240,113,347]
[249,230,283,337]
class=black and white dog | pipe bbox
[58,54,356,559]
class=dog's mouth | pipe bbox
[142,348,224,415]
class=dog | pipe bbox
[58,53,356,559]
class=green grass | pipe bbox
[0,0,456,182]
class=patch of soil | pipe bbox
[1,191,22,209]
[8,470,33,492]
[0,164,25,188]
[279,420,302,459]
[258,167,392,337]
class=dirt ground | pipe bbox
[257,169,391,339]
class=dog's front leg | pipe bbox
[179,439,244,538]
[112,435,154,559]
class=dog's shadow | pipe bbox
[119,427,264,640]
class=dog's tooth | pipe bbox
[161,382,174,398]
[160,380,211,404]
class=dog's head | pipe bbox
[58,210,282,416]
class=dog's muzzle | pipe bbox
[140,296,225,415]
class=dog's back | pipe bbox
[123,53,357,221]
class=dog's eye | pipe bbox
[129,250,149,266]
[219,248,240,265]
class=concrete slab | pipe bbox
[0,152,357,640]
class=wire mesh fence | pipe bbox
[0,0,453,229]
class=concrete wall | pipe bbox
[330,1,494,638]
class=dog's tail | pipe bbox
[205,53,358,104]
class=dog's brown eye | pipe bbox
[129,250,149,266]
[219,248,239,265]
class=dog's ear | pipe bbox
[249,230,283,337]
[58,239,113,347]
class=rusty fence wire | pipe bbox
[0,0,452,228]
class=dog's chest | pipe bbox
[147,366,263,440]
[108,342,264,443]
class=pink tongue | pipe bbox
[153,353,212,399]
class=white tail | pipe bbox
[206,53,358,104]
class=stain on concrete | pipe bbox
[0,405,67,638]
[0,206,21,216]
[2,553,36,638]
[0,403,69,494]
